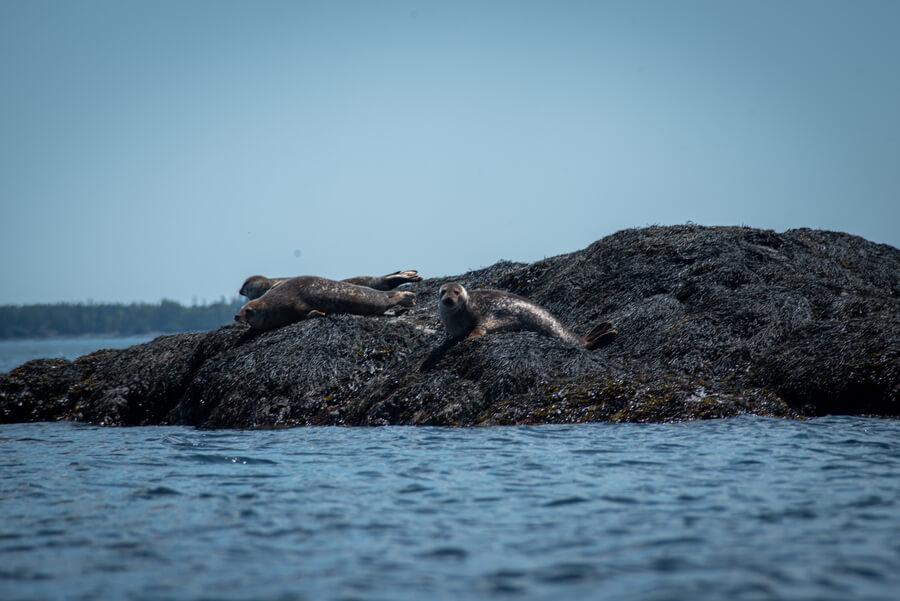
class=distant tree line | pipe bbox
[0,298,244,339]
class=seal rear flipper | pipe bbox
[586,321,614,338]
[584,321,618,350]
[344,270,422,291]
[383,270,422,286]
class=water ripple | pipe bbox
[0,417,899,601]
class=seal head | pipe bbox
[438,283,475,339]
[439,282,468,311]
[239,275,278,301]
[234,297,298,331]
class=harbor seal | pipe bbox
[239,270,422,300]
[235,276,417,331]
[421,282,617,370]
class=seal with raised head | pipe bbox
[421,282,617,369]
[235,276,417,331]
[239,270,422,300]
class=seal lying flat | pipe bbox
[239,270,422,300]
[421,282,617,370]
[235,276,417,331]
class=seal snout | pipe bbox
[442,297,455,307]
[235,306,256,326]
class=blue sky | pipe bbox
[1,0,898,304]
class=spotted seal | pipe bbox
[421,282,617,369]
[239,270,421,300]
[235,276,417,331]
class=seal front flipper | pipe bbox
[420,338,459,372]
[306,310,327,319]
[465,326,488,341]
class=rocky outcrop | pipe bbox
[2,226,897,427]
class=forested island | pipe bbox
[0,299,243,339]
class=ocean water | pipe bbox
[0,336,156,373]
[2,418,899,601]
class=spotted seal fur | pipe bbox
[235,276,416,331]
[239,270,421,300]
[421,282,617,369]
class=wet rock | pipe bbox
[1,225,897,427]
[0,359,83,422]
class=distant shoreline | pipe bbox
[0,298,242,340]
[0,332,164,342]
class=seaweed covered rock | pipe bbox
[1,225,897,427]
[0,359,83,422]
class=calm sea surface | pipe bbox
[0,336,156,373]
[1,341,899,601]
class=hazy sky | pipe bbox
[2,1,898,304]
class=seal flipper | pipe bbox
[344,270,422,291]
[382,270,422,287]
[388,290,417,309]
[465,325,488,341]
[291,299,318,322]
[420,338,460,372]
[584,321,618,350]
